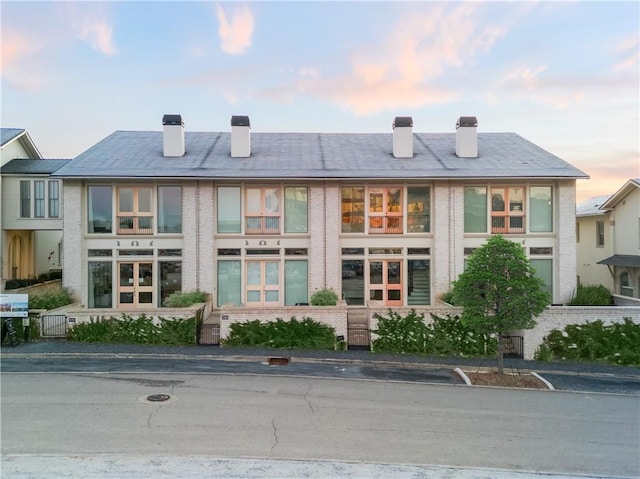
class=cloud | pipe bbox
[216,4,254,55]
[77,19,117,56]
[613,34,639,72]
[299,4,510,116]
[0,29,50,91]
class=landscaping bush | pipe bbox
[224,317,336,349]
[164,290,207,307]
[568,285,613,306]
[29,287,73,310]
[372,309,496,356]
[310,288,338,306]
[4,272,62,290]
[67,314,196,345]
[535,318,640,366]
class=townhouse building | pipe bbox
[52,115,588,315]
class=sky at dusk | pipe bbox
[1,1,638,202]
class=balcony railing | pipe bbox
[117,215,153,235]
[369,216,403,234]
[245,216,280,234]
[491,215,525,234]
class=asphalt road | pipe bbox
[2,372,639,479]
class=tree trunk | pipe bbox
[497,333,504,374]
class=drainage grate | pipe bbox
[267,357,289,366]
[146,394,171,402]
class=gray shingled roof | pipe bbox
[52,130,589,180]
[1,159,71,175]
[1,128,25,146]
[576,195,611,217]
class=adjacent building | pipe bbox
[52,115,588,314]
[1,128,69,286]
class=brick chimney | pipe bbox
[162,114,185,157]
[455,116,478,158]
[392,116,413,158]
[231,115,251,158]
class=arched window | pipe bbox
[620,272,633,297]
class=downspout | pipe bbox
[195,180,200,291]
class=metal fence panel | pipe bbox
[40,315,68,338]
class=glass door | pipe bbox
[118,262,153,309]
[369,260,402,306]
[246,261,280,306]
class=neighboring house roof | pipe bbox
[0,128,42,159]
[597,255,640,267]
[1,159,71,175]
[576,194,611,217]
[600,178,640,210]
[52,130,589,180]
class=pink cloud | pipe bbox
[216,4,254,55]
[301,4,509,116]
[0,28,51,91]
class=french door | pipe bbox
[246,261,280,306]
[369,260,402,306]
[118,262,153,309]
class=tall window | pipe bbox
[34,180,45,218]
[529,186,552,232]
[246,187,280,234]
[407,187,430,233]
[341,187,365,233]
[284,187,308,233]
[88,261,112,308]
[491,187,525,234]
[284,260,308,305]
[88,186,112,233]
[159,261,182,306]
[620,272,633,297]
[596,220,605,247]
[217,187,241,233]
[48,181,60,218]
[157,186,182,233]
[20,181,30,218]
[217,261,241,306]
[464,186,487,233]
[117,186,153,234]
[531,258,553,297]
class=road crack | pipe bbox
[304,385,314,414]
[270,419,279,453]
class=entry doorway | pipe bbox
[246,261,280,306]
[369,260,402,306]
[118,262,153,309]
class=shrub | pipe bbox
[535,318,640,366]
[67,314,196,344]
[568,285,613,306]
[310,288,338,306]
[164,290,208,307]
[224,317,336,349]
[372,309,496,356]
[29,287,73,310]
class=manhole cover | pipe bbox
[267,357,289,366]
[146,394,171,402]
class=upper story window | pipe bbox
[118,186,153,234]
[88,184,182,235]
[19,179,60,219]
[596,220,605,247]
[464,185,553,234]
[491,186,525,234]
[217,186,308,235]
[341,185,430,234]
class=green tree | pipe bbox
[452,235,550,373]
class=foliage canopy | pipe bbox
[452,235,551,372]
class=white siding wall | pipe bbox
[181,182,198,292]
[556,181,579,303]
[197,181,215,295]
[611,188,640,254]
[62,180,83,302]
[576,214,614,289]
